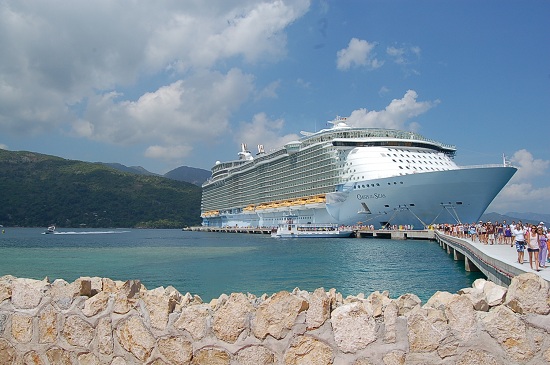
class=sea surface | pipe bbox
[0,228,484,302]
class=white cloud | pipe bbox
[346,90,439,130]
[509,149,549,182]
[0,0,311,154]
[488,149,550,214]
[387,45,421,65]
[336,38,382,70]
[255,80,281,100]
[0,144,8,150]
[235,113,300,153]
[71,68,254,148]
[144,145,193,160]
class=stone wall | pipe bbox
[0,273,549,365]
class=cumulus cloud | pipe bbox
[0,0,310,157]
[346,90,439,130]
[235,113,300,153]
[0,143,8,150]
[489,149,550,214]
[255,80,281,100]
[71,69,254,152]
[509,149,549,182]
[336,38,382,70]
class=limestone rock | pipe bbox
[482,305,535,362]
[407,307,449,353]
[74,277,92,297]
[11,313,33,343]
[382,350,406,365]
[23,350,44,365]
[0,338,16,364]
[174,304,211,341]
[483,281,507,307]
[89,276,103,295]
[0,275,14,303]
[464,288,489,312]
[252,291,309,340]
[191,348,231,365]
[331,302,376,353]
[97,317,113,355]
[62,315,94,348]
[49,279,75,310]
[82,291,110,317]
[395,293,421,317]
[236,345,275,365]
[11,277,48,309]
[115,315,156,362]
[45,347,72,365]
[213,292,254,343]
[423,291,456,310]
[78,352,101,365]
[102,277,118,293]
[472,278,487,291]
[445,295,476,342]
[157,336,193,365]
[365,290,391,317]
[383,301,398,343]
[504,273,550,315]
[111,357,128,365]
[143,287,175,330]
[39,305,58,343]
[283,336,333,365]
[305,287,330,330]
[455,348,500,365]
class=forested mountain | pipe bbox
[0,149,202,228]
[164,165,210,186]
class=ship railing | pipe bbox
[455,164,510,169]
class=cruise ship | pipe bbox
[201,117,516,229]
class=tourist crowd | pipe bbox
[438,221,549,272]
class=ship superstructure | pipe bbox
[201,117,516,228]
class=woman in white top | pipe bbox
[511,222,526,265]
[525,225,540,271]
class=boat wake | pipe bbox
[42,231,130,235]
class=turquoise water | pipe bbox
[0,228,483,302]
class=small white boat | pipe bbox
[44,225,56,234]
[271,215,353,238]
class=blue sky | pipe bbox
[1,0,549,214]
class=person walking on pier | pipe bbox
[511,222,526,264]
[538,227,547,269]
[525,225,540,271]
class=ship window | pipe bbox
[384,204,390,207]
[456,202,463,205]
[400,182,403,184]
[376,183,380,186]
[410,203,415,206]
[399,166,403,169]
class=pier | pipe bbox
[435,231,550,286]
[184,226,435,240]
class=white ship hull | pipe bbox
[201,117,517,229]
[203,166,515,229]
[325,165,516,227]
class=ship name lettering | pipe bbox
[357,193,386,200]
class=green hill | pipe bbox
[0,149,202,228]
